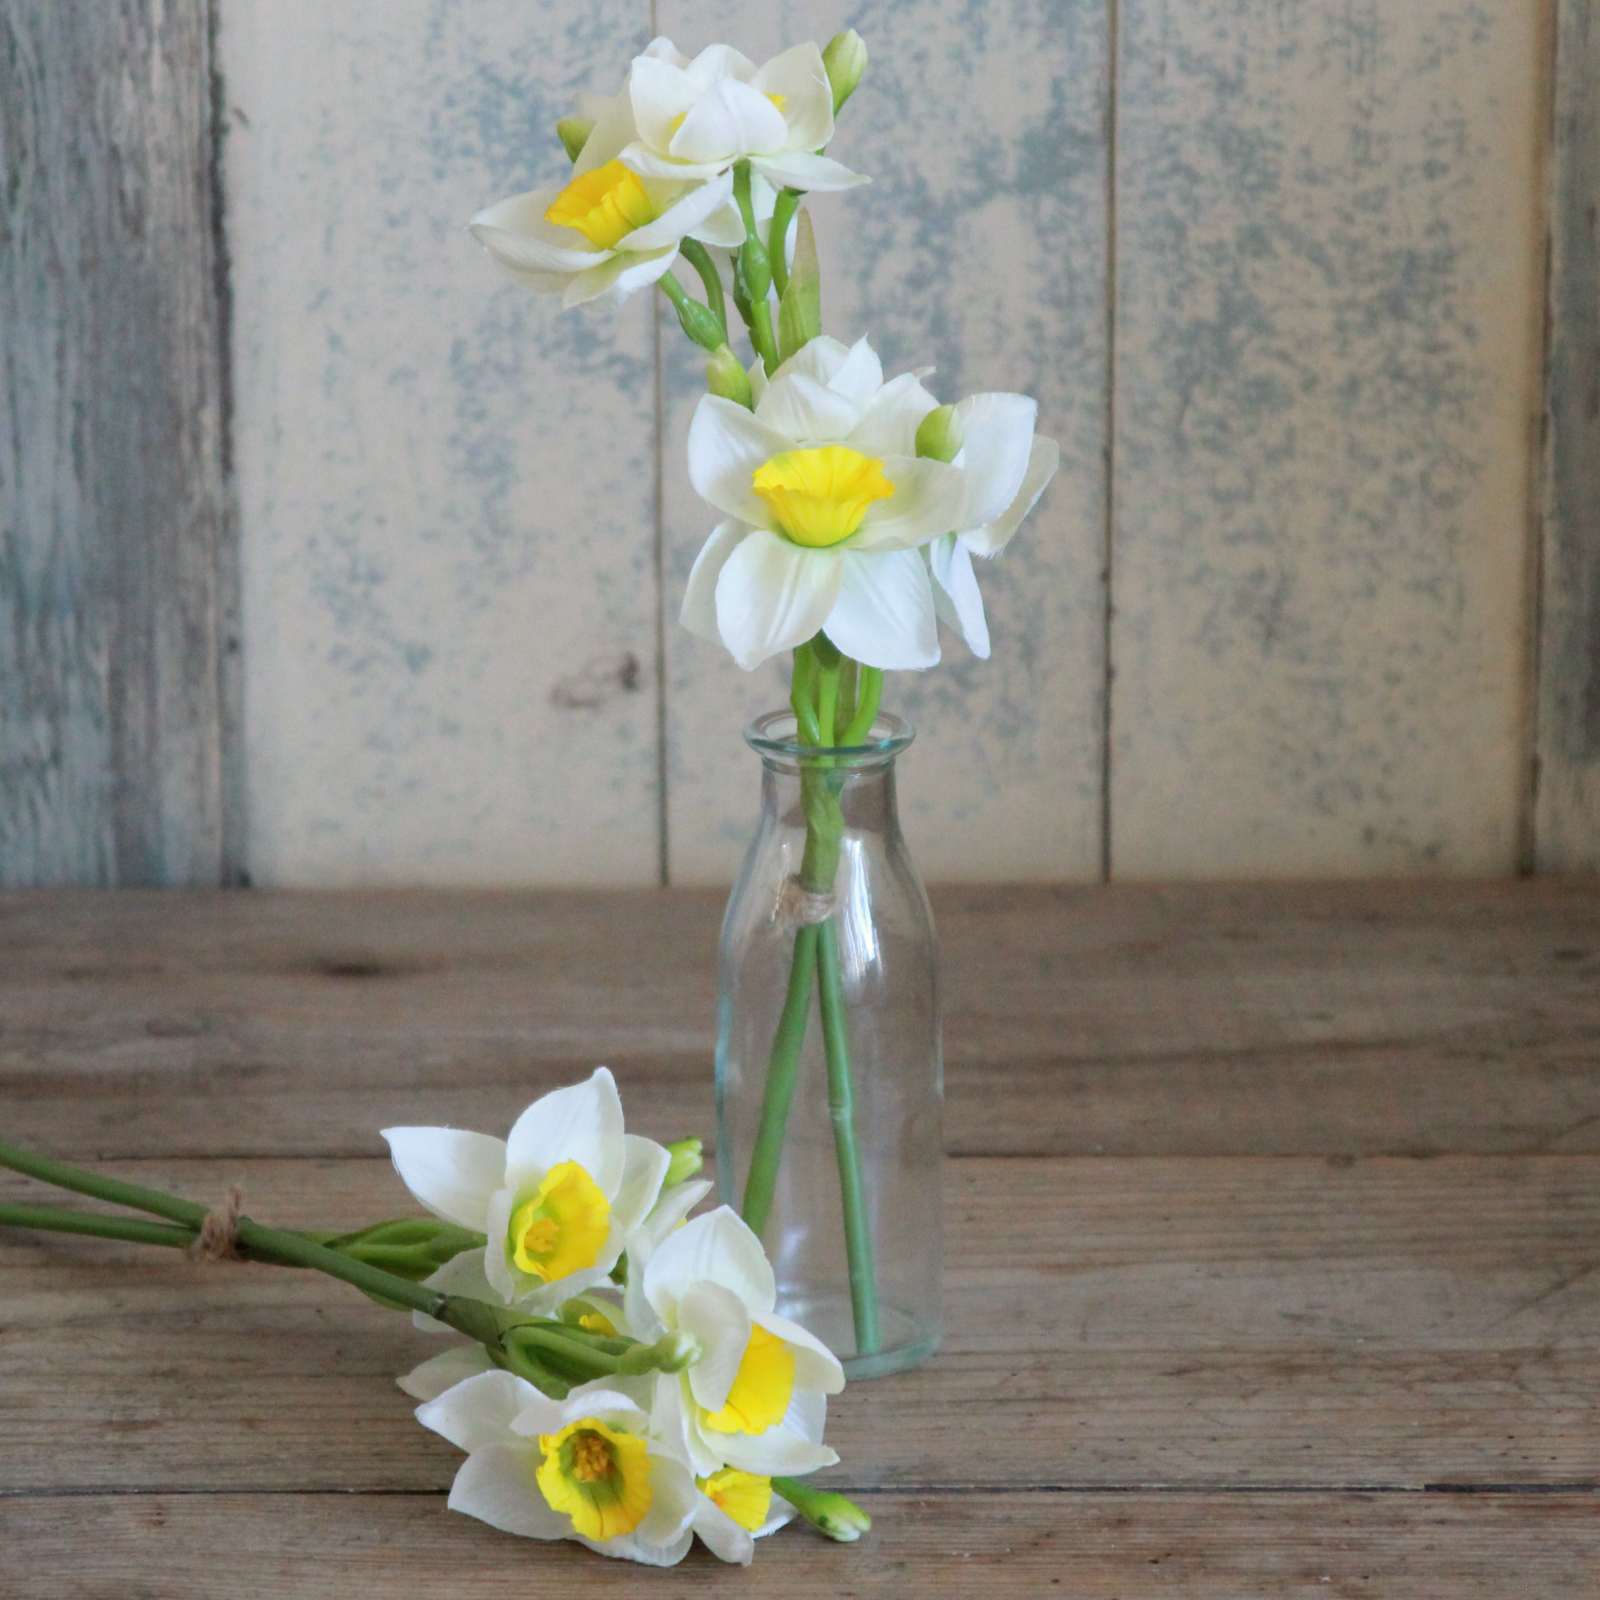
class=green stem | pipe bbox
[0,1202,197,1250]
[769,187,802,298]
[816,917,880,1355]
[739,922,819,1236]
[0,1139,207,1227]
[678,239,727,333]
[841,667,883,745]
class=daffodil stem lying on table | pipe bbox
[737,637,883,1357]
[0,1141,696,1393]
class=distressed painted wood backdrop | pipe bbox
[2,0,1592,886]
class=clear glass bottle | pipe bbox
[715,709,942,1379]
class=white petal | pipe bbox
[411,1244,498,1332]
[847,371,940,458]
[396,1344,493,1402]
[963,435,1061,557]
[469,189,608,273]
[693,1498,756,1565]
[617,169,733,253]
[826,337,886,405]
[640,36,690,69]
[929,533,991,658]
[611,1134,672,1238]
[751,150,868,191]
[824,549,940,670]
[757,1496,797,1538]
[684,43,758,87]
[715,530,844,672]
[955,392,1038,529]
[447,1443,567,1540]
[379,1126,506,1230]
[671,78,787,164]
[569,89,637,178]
[580,1528,694,1567]
[754,1312,846,1395]
[687,396,793,527]
[481,1187,518,1302]
[629,56,699,153]
[644,1205,777,1321]
[770,334,852,390]
[754,372,862,443]
[714,1419,836,1476]
[636,1452,700,1547]
[681,522,751,645]
[689,199,746,249]
[752,43,834,154]
[679,1281,752,1412]
[619,140,729,184]
[850,457,965,551]
[504,1067,626,1193]
[416,1370,534,1454]
[512,1383,647,1436]
[561,247,676,309]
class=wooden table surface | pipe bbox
[3,881,1599,1595]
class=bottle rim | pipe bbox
[743,707,915,764]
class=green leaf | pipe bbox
[777,211,822,364]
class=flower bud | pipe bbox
[618,1328,701,1375]
[822,30,868,114]
[556,116,594,164]
[663,1137,706,1186]
[773,1478,873,1541]
[704,348,753,410]
[915,404,963,463]
[675,296,728,353]
[322,1217,484,1283]
[736,234,773,304]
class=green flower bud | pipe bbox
[322,1217,485,1283]
[822,29,868,114]
[736,234,772,305]
[556,116,594,164]
[675,295,728,353]
[704,349,753,409]
[772,1477,873,1541]
[915,404,963,463]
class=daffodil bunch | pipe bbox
[472,28,1059,1374]
[0,1069,867,1569]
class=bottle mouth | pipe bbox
[744,708,915,765]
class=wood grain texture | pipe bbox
[6,1154,1600,1492]
[3,1492,1596,1598]
[1536,0,1600,867]
[1111,1,1544,876]
[5,881,1600,1160]
[219,0,663,887]
[0,1,236,886]
[655,1,1109,885]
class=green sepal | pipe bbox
[777,211,822,364]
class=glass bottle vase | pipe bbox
[715,709,942,1379]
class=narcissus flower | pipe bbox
[691,1467,795,1565]
[382,1067,669,1314]
[470,82,743,308]
[415,1371,699,1566]
[633,1206,844,1478]
[623,40,866,193]
[924,393,1061,659]
[680,336,965,671]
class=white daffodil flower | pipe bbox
[691,1467,796,1565]
[382,1067,670,1316]
[632,1206,844,1479]
[680,335,965,671]
[469,79,744,309]
[416,1371,699,1566]
[925,394,1062,659]
[623,39,866,193]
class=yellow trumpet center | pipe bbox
[751,446,896,549]
[508,1161,611,1282]
[697,1468,773,1532]
[537,1418,654,1542]
[700,1323,796,1436]
[544,158,657,250]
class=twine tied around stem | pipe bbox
[776,875,836,927]
[188,1186,244,1263]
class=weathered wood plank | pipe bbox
[1537,0,1600,868]
[3,1491,1596,1598]
[654,1,1109,884]
[1111,1,1544,875]
[0,1,235,886]
[4,883,1599,1159]
[5,1154,1599,1491]
[219,0,663,887]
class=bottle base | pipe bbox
[776,1291,941,1380]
